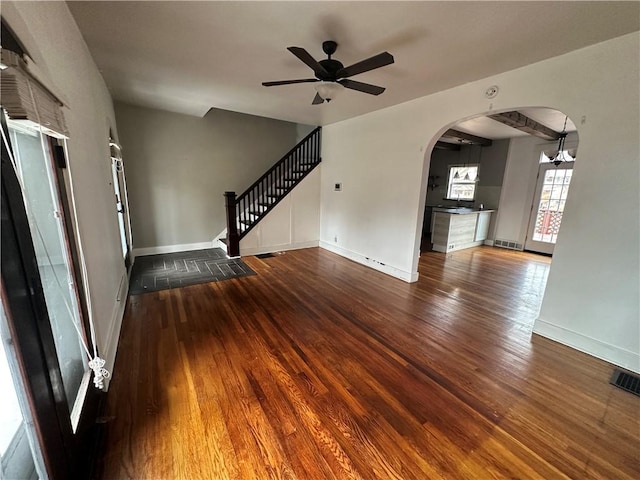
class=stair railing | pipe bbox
[224,127,321,256]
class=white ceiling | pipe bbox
[445,107,577,142]
[67,1,639,128]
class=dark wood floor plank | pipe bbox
[95,246,640,479]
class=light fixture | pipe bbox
[463,141,473,180]
[547,116,572,166]
[314,81,344,102]
[475,145,482,183]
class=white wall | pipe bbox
[240,167,321,255]
[320,32,639,372]
[3,3,127,383]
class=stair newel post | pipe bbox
[224,191,240,257]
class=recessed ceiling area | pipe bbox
[67,1,639,126]
[440,107,577,146]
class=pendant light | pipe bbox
[453,139,464,179]
[462,141,472,180]
[475,145,482,183]
[547,116,571,166]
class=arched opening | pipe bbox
[416,107,579,325]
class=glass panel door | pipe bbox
[525,161,574,255]
[1,305,47,479]
[7,124,87,414]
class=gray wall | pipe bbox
[423,139,509,238]
[114,102,304,249]
[425,139,509,208]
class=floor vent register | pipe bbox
[610,368,640,397]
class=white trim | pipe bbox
[319,241,419,283]
[240,240,319,257]
[132,241,214,258]
[102,272,129,391]
[533,318,640,374]
[213,229,227,243]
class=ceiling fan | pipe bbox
[262,41,394,105]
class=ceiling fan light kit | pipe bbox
[314,81,344,102]
[262,40,394,105]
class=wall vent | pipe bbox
[610,369,640,397]
[494,239,523,251]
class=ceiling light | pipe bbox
[314,81,344,102]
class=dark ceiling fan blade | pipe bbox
[287,46,329,77]
[312,92,324,105]
[336,52,394,79]
[262,79,319,86]
[338,79,385,95]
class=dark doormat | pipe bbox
[129,248,255,295]
[255,252,275,259]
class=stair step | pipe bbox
[249,210,264,216]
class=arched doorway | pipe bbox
[415,107,579,327]
[418,107,578,260]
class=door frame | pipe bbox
[1,114,104,479]
[524,160,575,255]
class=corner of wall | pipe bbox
[533,317,640,374]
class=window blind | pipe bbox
[1,49,68,138]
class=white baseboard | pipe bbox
[319,241,418,283]
[533,318,640,374]
[132,241,214,257]
[213,229,227,243]
[240,240,319,257]
[102,271,129,391]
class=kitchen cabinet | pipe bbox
[431,208,495,253]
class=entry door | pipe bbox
[525,162,574,255]
[2,116,103,479]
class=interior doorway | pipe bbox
[109,137,132,269]
[419,108,578,265]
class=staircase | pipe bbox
[224,127,321,256]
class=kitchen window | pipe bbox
[446,164,479,201]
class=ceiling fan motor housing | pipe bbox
[318,59,344,81]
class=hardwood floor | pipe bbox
[96,246,639,479]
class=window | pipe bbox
[447,165,479,200]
